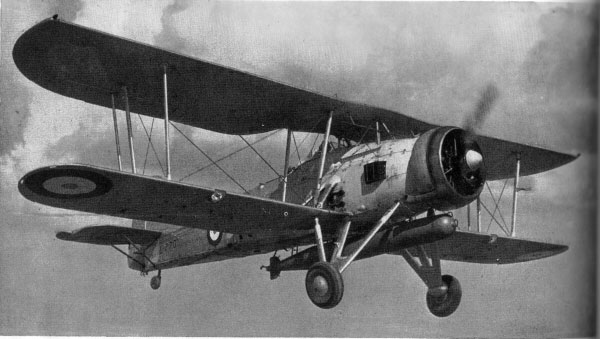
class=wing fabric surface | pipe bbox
[19,165,349,234]
[475,135,578,180]
[400,230,568,264]
[13,19,577,180]
[12,18,434,142]
[56,225,161,245]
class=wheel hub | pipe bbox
[311,275,329,297]
[305,262,344,309]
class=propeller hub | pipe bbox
[465,149,483,171]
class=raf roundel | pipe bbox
[24,167,112,199]
[207,230,222,246]
[42,176,97,195]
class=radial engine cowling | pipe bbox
[405,127,486,211]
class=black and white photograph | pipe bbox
[0,1,596,337]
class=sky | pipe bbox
[0,0,597,337]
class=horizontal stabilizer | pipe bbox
[20,164,349,234]
[400,230,567,264]
[56,225,162,245]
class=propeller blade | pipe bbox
[463,83,499,134]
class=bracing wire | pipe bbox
[178,130,281,182]
[141,118,156,174]
[310,133,321,154]
[136,114,165,176]
[239,135,281,177]
[170,122,248,193]
[479,200,510,236]
[291,132,301,164]
[485,180,510,233]
[295,117,325,153]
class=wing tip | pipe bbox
[56,231,72,241]
[19,165,114,203]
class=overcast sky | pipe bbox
[0,0,597,337]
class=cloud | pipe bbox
[154,0,193,52]
[0,0,84,156]
[518,3,598,152]
[523,4,598,97]
[0,70,31,155]
[50,0,84,22]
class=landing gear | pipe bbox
[401,244,462,317]
[303,203,400,309]
[426,274,462,317]
[150,270,161,290]
[305,262,344,309]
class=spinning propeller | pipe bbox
[462,83,499,172]
[441,84,499,195]
[462,84,499,136]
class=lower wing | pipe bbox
[19,164,349,235]
[400,230,567,264]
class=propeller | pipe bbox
[441,84,499,194]
[461,83,499,173]
[462,83,499,135]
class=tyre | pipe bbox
[305,262,344,309]
[426,274,461,317]
[150,275,161,290]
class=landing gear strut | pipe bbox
[150,270,161,290]
[304,202,400,309]
[401,242,462,317]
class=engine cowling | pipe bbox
[405,127,486,211]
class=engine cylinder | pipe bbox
[405,127,485,210]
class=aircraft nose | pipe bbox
[465,149,483,171]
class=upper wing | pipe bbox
[56,225,162,245]
[19,164,349,235]
[13,18,577,179]
[400,230,568,264]
[13,18,434,142]
[476,135,578,180]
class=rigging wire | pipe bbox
[479,200,510,236]
[294,117,325,154]
[258,173,304,202]
[291,132,301,164]
[136,114,165,176]
[239,135,281,177]
[356,124,376,147]
[484,180,510,233]
[141,118,156,175]
[178,130,281,182]
[309,133,321,155]
[170,122,248,193]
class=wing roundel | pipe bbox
[19,164,350,235]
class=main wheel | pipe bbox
[426,274,462,317]
[150,275,161,290]
[305,262,344,309]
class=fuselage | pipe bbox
[130,132,478,273]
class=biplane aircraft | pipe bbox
[13,17,577,317]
